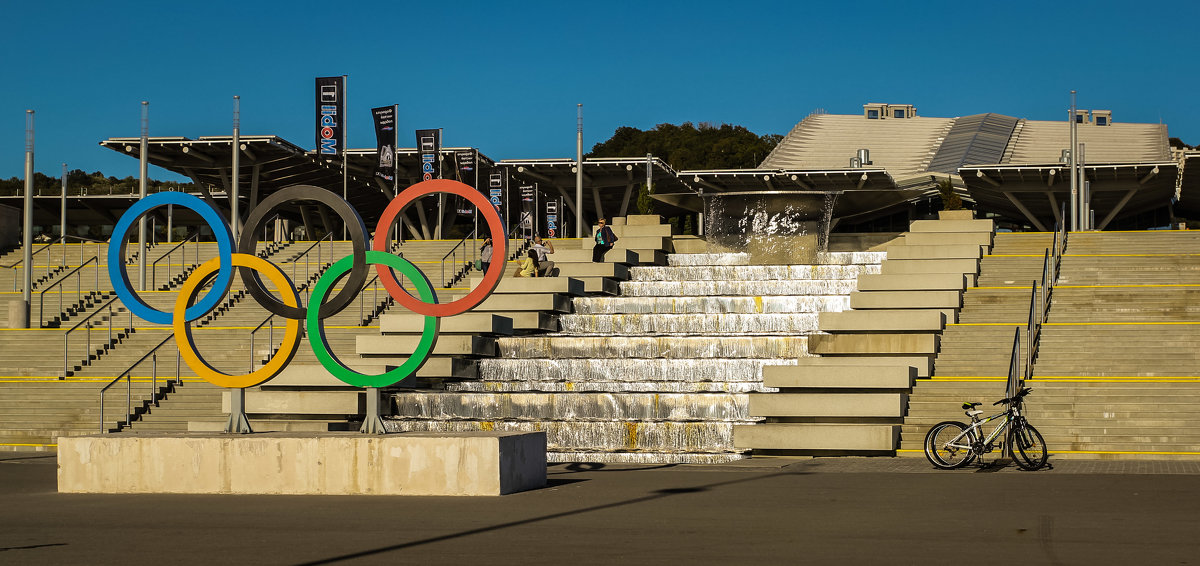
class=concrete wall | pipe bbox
[58,431,547,496]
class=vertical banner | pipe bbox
[371,106,396,183]
[416,128,442,181]
[546,199,559,239]
[315,77,345,157]
[519,183,535,238]
[488,168,506,219]
[455,150,476,215]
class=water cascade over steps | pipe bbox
[385,251,884,463]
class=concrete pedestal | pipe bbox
[58,431,547,496]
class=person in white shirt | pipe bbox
[529,235,556,277]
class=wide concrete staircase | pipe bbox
[735,215,991,454]
[381,247,881,463]
[904,230,1200,460]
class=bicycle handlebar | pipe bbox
[994,387,1033,406]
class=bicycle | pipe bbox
[923,386,1048,471]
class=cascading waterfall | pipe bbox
[386,251,884,463]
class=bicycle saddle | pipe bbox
[961,402,982,410]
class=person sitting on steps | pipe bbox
[592,218,617,262]
[529,234,557,276]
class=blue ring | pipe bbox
[107,192,234,324]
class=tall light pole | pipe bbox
[232,96,240,242]
[61,162,67,268]
[1068,91,1078,232]
[576,104,583,237]
[139,101,149,291]
[21,110,34,328]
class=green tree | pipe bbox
[587,122,781,170]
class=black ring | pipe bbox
[237,185,368,319]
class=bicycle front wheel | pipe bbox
[924,421,977,469]
[1010,422,1048,471]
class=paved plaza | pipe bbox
[2,452,1198,565]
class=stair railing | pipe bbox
[1005,327,1022,400]
[249,314,277,373]
[150,232,198,290]
[63,295,132,378]
[3,236,63,291]
[99,333,181,433]
[441,227,478,287]
[287,232,334,299]
[37,255,98,327]
[506,211,534,262]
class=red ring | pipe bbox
[373,178,507,317]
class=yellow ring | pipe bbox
[174,253,302,388]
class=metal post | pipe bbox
[166,204,173,244]
[1078,143,1087,230]
[646,153,653,199]
[139,102,149,291]
[342,75,348,242]
[225,388,253,434]
[61,163,67,270]
[21,110,34,328]
[360,386,387,434]
[1068,91,1078,232]
[232,96,240,242]
[575,103,583,237]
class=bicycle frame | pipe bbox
[945,402,1025,457]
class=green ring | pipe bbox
[308,250,439,388]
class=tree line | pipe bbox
[0,170,193,197]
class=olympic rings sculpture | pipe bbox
[108,179,507,389]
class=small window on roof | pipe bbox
[867,109,879,119]
[1095,116,1108,126]
[893,109,905,119]
[1075,114,1085,123]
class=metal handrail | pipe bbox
[63,295,130,378]
[441,227,477,287]
[288,232,334,295]
[249,314,277,373]
[37,255,98,327]
[3,236,63,291]
[99,333,179,433]
[358,274,385,324]
[150,232,197,290]
[1005,327,1022,400]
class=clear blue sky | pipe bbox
[4,0,1198,181]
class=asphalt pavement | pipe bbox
[1,452,1198,565]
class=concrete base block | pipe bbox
[733,423,898,451]
[6,299,27,329]
[849,290,962,310]
[903,232,993,248]
[810,333,938,355]
[937,210,975,220]
[856,273,970,291]
[58,432,547,496]
[556,262,630,279]
[797,355,933,378]
[629,249,668,265]
[551,248,638,264]
[625,214,664,225]
[880,258,980,275]
[609,224,673,238]
[763,364,915,388]
[818,309,945,332]
[748,392,906,417]
[885,244,983,260]
[358,334,497,356]
[381,313,513,335]
[909,219,994,233]
[226,389,363,415]
[472,277,584,296]
[460,294,572,312]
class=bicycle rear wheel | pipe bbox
[1010,422,1048,471]
[924,421,977,469]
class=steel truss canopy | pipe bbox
[98,136,494,227]
[499,157,694,220]
[660,168,931,222]
[959,161,1178,231]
